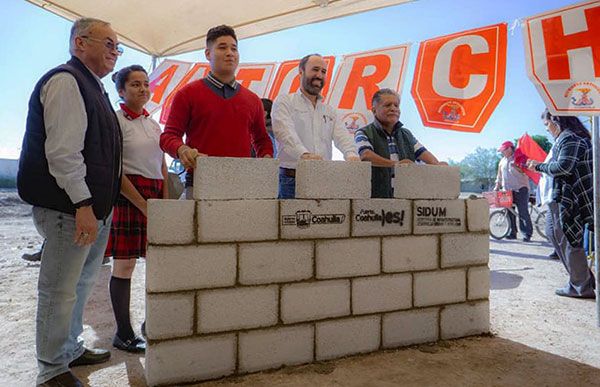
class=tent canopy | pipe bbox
[26,0,412,57]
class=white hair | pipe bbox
[69,17,110,55]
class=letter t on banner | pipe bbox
[327,44,411,134]
[411,23,507,133]
[523,0,600,115]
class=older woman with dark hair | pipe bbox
[527,110,595,298]
[104,65,169,351]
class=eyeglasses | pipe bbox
[80,36,124,55]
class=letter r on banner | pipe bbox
[327,45,411,133]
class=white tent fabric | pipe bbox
[26,0,412,57]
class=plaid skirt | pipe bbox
[105,174,163,259]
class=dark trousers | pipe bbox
[508,186,533,238]
[547,202,595,296]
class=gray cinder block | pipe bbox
[393,165,460,199]
[193,157,279,200]
[352,199,412,237]
[295,160,371,199]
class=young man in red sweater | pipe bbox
[160,25,273,196]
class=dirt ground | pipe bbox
[1,188,600,387]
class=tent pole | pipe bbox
[593,115,600,328]
[151,55,159,71]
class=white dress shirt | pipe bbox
[117,110,164,179]
[272,89,358,169]
[538,147,555,206]
[40,71,104,204]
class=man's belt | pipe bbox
[280,167,296,178]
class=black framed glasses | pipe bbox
[80,36,124,55]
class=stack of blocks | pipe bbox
[145,158,490,386]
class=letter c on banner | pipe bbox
[432,35,489,99]
[411,23,507,133]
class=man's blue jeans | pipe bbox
[278,171,296,199]
[508,186,533,238]
[32,207,112,384]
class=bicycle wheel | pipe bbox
[489,209,510,240]
[535,209,548,241]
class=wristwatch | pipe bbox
[74,198,93,208]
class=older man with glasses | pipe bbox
[18,17,123,387]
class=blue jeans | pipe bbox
[32,207,112,384]
[508,186,533,238]
[278,171,296,199]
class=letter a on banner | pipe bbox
[523,0,600,115]
[411,23,507,133]
[147,60,193,115]
[268,56,336,101]
[158,62,210,124]
[327,45,411,134]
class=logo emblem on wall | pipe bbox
[342,112,368,134]
[355,209,405,227]
[282,210,346,229]
[438,101,465,122]
[564,82,599,107]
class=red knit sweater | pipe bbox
[160,80,273,158]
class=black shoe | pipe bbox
[22,251,42,262]
[555,287,595,299]
[549,252,559,260]
[69,347,111,367]
[113,335,146,353]
[522,236,531,242]
[37,371,82,387]
[505,235,517,240]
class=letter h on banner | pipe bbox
[523,0,600,115]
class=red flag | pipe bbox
[515,133,547,185]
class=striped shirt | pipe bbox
[355,119,426,160]
[203,72,239,99]
[354,119,426,187]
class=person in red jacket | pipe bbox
[160,25,273,197]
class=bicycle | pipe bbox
[483,191,548,241]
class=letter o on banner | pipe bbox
[411,23,507,133]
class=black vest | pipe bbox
[18,56,122,220]
[360,122,416,198]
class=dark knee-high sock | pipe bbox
[110,276,134,340]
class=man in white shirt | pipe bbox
[272,54,359,198]
[494,141,533,241]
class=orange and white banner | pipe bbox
[411,23,507,133]
[523,0,600,116]
[268,56,336,101]
[326,44,411,133]
[235,63,277,97]
[148,47,410,127]
[147,60,194,116]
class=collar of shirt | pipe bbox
[296,88,323,105]
[206,72,238,90]
[373,118,403,136]
[120,103,149,120]
[80,62,106,92]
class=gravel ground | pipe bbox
[1,189,599,386]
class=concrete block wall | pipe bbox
[145,159,490,386]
